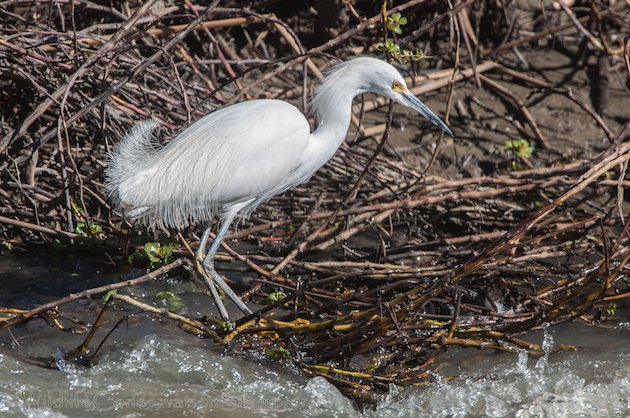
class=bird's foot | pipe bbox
[194,258,231,320]
[201,259,253,317]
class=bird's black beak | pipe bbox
[402,92,454,137]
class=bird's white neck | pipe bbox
[307,71,366,166]
[311,93,354,147]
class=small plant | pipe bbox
[266,291,289,309]
[504,138,533,170]
[144,242,174,263]
[386,12,407,35]
[604,303,617,316]
[102,289,117,304]
[128,232,178,267]
[71,202,106,239]
[504,138,533,158]
[155,290,183,310]
[1,241,13,251]
[75,220,104,237]
[376,12,430,64]
[266,291,287,302]
[265,346,291,361]
[376,39,400,55]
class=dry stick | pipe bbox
[304,176,561,228]
[229,0,429,103]
[528,88,615,142]
[182,0,246,98]
[490,5,622,54]
[0,258,185,330]
[554,0,604,51]
[0,38,74,72]
[312,177,562,250]
[479,74,549,149]
[305,137,630,333]
[112,294,223,343]
[624,37,630,76]
[456,1,480,88]
[494,65,554,89]
[396,140,630,314]
[35,16,267,50]
[422,0,462,174]
[0,214,82,241]
[312,0,429,54]
[0,0,158,153]
[6,1,221,167]
[398,0,478,45]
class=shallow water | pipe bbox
[1,254,629,417]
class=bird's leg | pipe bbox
[196,226,230,320]
[202,214,253,316]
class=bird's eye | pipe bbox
[392,81,402,91]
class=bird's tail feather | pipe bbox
[104,119,162,213]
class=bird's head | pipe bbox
[361,58,454,137]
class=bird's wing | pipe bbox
[116,99,310,229]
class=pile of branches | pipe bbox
[1,0,630,402]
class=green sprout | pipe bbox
[376,12,430,63]
[71,202,106,239]
[376,39,400,55]
[386,12,408,35]
[143,241,175,264]
[604,303,616,316]
[128,240,177,266]
[265,346,292,361]
[155,290,183,310]
[266,291,287,302]
[102,289,117,304]
[504,138,533,170]
[504,138,533,158]
[75,220,104,237]
[376,40,429,64]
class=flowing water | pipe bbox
[1,253,629,417]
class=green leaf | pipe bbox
[399,16,407,25]
[265,346,291,361]
[155,291,177,300]
[156,290,183,310]
[102,289,117,303]
[266,291,287,302]
[144,242,162,263]
[504,138,533,158]
[75,221,87,237]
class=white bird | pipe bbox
[105,56,453,320]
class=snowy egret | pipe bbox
[105,56,453,320]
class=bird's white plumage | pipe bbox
[106,100,309,229]
[105,56,452,231]
[105,56,453,319]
